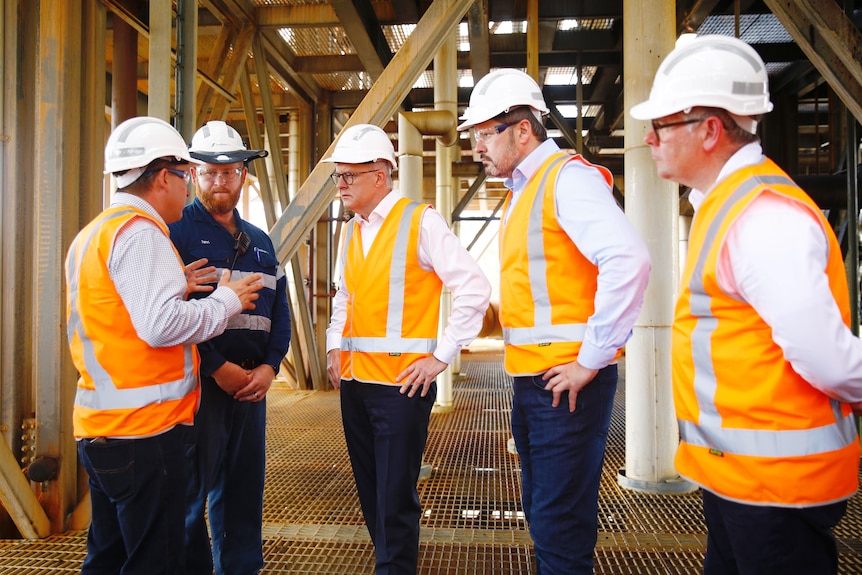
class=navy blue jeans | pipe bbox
[702,489,847,575]
[340,379,436,575]
[78,424,192,575]
[185,378,267,575]
[511,364,617,575]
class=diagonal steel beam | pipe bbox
[763,0,862,125]
[329,0,391,80]
[268,0,475,264]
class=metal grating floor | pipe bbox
[1,350,861,574]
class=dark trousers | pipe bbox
[702,489,847,575]
[79,424,192,575]
[511,364,617,575]
[185,378,267,575]
[340,379,436,575]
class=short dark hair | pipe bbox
[496,106,548,142]
[697,107,760,145]
[121,158,189,193]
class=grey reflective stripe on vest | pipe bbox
[68,208,197,411]
[218,267,279,291]
[681,172,856,458]
[227,314,272,332]
[502,155,588,346]
[342,202,437,354]
[343,336,436,354]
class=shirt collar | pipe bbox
[357,190,401,226]
[506,139,561,192]
[689,142,764,211]
[111,191,166,226]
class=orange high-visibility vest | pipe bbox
[500,151,617,376]
[66,206,200,439]
[673,158,859,506]
[340,198,443,384]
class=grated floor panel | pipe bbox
[1,350,860,574]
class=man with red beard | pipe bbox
[168,120,291,575]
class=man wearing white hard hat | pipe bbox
[65,116,263,574]
[323,124,491,575]
[459,69,651,575]
[168,120,291,575]
[631,35,862,575]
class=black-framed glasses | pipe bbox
[650,117,707,142]
[196,167,243,182]
[330,169,378,186]
[472,122,515,144]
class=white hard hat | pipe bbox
[321,124,397,169]
[630,35,773,121]
[104,116,201,187]
[457,69,549,131]
[189,120,268,164]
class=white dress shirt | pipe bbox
[505,139,652,370]
[109,192,242,348]
[326,191,492,367]
[689,143,862,402]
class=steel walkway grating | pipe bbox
[0,350,860,573]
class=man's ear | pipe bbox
[701,116,723,152]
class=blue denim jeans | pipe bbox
[79,424,192,575]
[185,378,267,575]
[340,379,436,575]
[702,490,847,575]
[511,364,617,575]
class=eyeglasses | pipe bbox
[473,122,515,144]
[165,168,191,184]
[330,169,378,186]
[196,167,243,182]
[650,117,707,142]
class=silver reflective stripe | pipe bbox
[343,201,436,356]
[227,313,272,332]
[503,323,587,345]
[527,155,569,328]
[68,208,197,411]
[343,336,437,354]
[679,412,858,458]
[502,155,588,347]
[216,268,278,291]
[682,172,855,458]
[386,202,420,337]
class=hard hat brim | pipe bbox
[630,99,676,121]
[189,149,268,164]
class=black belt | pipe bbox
[238,359,259,370]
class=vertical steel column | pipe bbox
[176,0,197,140]
[434,33,457,411]
[619,0,693,493]
[32,0,87,531]
[525,0,539,81]
[111,17,138,127]
[148,0,172,120]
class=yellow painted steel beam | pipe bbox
[0,438,50,539]
[466,0,490,83]
[764,0,862,126]
[252,31,290,209]
[256,4,339,28]
[268,0,475,265]
[209,24,254,121]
